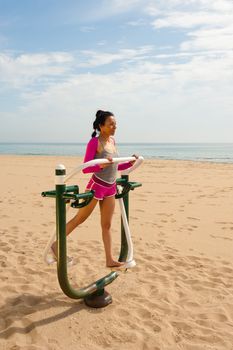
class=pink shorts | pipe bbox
[86,175,117,200]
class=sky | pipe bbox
[0,0,233,143]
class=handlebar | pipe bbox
[65,156,144,182]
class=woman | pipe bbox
[52,110,136,268]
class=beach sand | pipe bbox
[1,155,233,350]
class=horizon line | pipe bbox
[0,141,233,145]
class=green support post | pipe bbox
[47,165,119,306]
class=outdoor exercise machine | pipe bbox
[41,156,143,308]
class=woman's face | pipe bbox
[100,116,117,136]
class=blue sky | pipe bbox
[0,0,233,143]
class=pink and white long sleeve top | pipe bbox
[82,137,132,181]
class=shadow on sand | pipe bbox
[0,291,102,339]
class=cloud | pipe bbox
[78,46,153,67]
[0,52,74,89]
[181,26,233,51]
[147,0,233,56]
[0,47,156,95]
[106,0,143,12]
[0,47,157,91]
[82,0,145,21]
[6,40,232,142]
[16,52,73,65]
[152,11,232,29]
[1,1,233,142]
[10,53,233,143]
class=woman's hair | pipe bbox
[91,110,114,137]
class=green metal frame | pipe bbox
[41,169,142,300]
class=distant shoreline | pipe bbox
[1,142,233,163]
[1,154,233,166]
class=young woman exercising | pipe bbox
[52,110,136,268]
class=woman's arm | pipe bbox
[118,154,138,171]
[117,162,132,171]
[82,137,102,174]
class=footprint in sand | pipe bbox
[219,266,233,274]
[17,256,27,265]
[143,320,162,333]
[114,308,130,317]
[210,234,233,241]
[10,226,19,231]
[0,214,9,219]
[1,246,11,253]
[187,216,200,221]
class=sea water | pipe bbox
[1,143,233,163]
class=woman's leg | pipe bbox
[99,196,124,267]
[52,197,98,256]
[66,197,98,235]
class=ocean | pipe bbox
[1,143,233,163]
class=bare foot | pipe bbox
[106,260,125,268]
[50,241,73,266]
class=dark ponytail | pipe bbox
[91,110,114,137]
[91,130,97,138]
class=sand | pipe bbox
[0,155,233,350]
